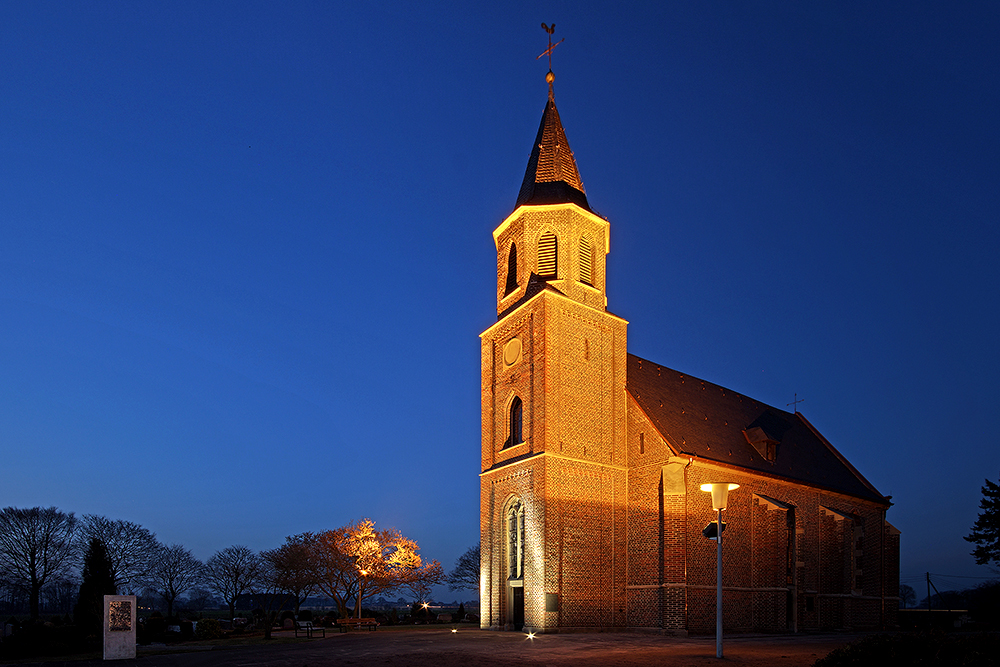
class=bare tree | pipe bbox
[79,515,158,594]
[405,560,445,607]
[263,535,316,614]
[448,544,481,592]
[204,545,260,620]
[251,556,292,639]
[149,543,202,618]
[0,506,78,619]
[185,587,215,611]
[42,576,78,615]
[899,583,916,609]
[407,576,434,607]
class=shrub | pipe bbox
[297,609,313,621]
[143,614,167,642]
[0,623,84,658]
[814,631,1000,667]
[195,618,222,640]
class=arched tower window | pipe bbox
[506,498,524,580]
[504,242,518,295]
[507,396,523,447]
[579,236,593,285]
[538,232,557,277]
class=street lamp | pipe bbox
[700,482,740,659]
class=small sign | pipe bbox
[702,521,727,540]
[103,595,136,660]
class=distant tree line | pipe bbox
[0,507,447,631]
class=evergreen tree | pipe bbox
[965,474,1000,567]
[75,537,116,635]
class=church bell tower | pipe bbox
[479,64,629,632]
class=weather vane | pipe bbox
[537,22,564,74]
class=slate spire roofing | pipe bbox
[515,75,591,212]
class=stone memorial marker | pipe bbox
[103,595,136,660]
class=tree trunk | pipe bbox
[262,612,273,639]
[29,582,41,620]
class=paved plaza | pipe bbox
[32,627,865,667]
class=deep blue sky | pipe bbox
[2,2,998,599]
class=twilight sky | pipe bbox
[2,2,998,599]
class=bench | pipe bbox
[335,617,378,632]
[294,620,325,638]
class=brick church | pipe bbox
[479,71,900,634]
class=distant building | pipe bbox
[479,72,899,634]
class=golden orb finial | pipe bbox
[546,70,555,84]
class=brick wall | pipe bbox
[620,453,895,633]
[481,203,898,636]
[482,203,628,632]
[493,205,610,316]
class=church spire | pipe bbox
[515,28,590,212]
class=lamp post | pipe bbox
[357,569,367,620]
[700,482,739,659]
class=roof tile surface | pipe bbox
[626,353,888,504]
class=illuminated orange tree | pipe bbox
[304,519,443,619]
[302,527,356,619]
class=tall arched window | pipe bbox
[506,498,524,580]
[507,396,523,447]
[538,232,557,277]
[504,242,518,295]
[579,236,593,285]
[504,497,526,630]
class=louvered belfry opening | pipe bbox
[538,232,557,277]
[579,236,593,285]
